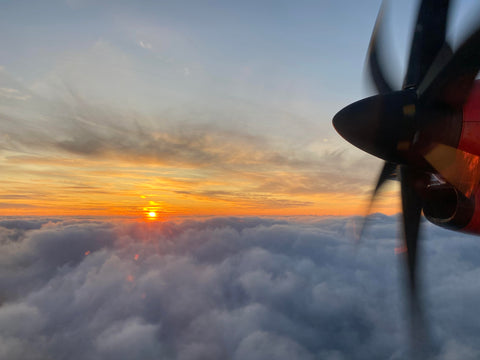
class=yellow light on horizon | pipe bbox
[148,211,157,218]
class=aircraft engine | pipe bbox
[423,183,474,231]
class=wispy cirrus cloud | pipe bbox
[138,40,153,50]
[0,88,30,101]
[0,37,385,216]
[0,60,382,215]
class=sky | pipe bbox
[1,0,480,217]
[0,0,429,217]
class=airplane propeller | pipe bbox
[332,0,480,356]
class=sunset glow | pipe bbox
[0,0,405,218]
[0,155,401,216]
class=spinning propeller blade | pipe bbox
[330,0,478,355]
[367,1,394,94]
[419,23,480,108]
[404,0,450,88]
[356,162,397,241]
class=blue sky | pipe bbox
[0,0,403,121]
[2,0,478,108]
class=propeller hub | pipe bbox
[332,90,418,163]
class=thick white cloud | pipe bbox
[1,215,480,359]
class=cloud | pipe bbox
[1,215,480,359]
[0,203,38,209]
[1,80,319,171]
[139,40,153,50]
[0,88,30,101]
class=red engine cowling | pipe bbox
[458,80,480,156]
[424,80,480,234]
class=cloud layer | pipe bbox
[1,215,480,359]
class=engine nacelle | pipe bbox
[423,80,480,235]
[423,184,475,232]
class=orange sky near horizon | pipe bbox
[0,85,399,218]
[1,145,401,218]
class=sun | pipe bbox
[148,211,157,218]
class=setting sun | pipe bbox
[148,211,157,218]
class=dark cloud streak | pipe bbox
[0,71,375,198]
